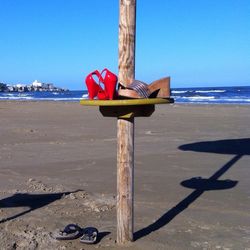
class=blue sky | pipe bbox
[0,0,249,90]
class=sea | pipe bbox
[0,86,250,104]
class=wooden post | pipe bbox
[118,0,136,86]
[117,0,136,244]
[117,117,134,243]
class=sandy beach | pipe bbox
[0,101,249,249]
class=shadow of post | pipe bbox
[134,138,250,240]
[0,190,82,223]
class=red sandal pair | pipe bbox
[85,69,118,100]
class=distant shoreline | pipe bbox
[1,86,250,104]
[0,80,68,93]
[0,100,249,108]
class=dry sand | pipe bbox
[0,101,250,249]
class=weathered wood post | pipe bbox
[81,0,173,244]
[117,0,136,244]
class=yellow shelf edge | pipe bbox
[80,98,174,106]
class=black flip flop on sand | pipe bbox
[54,224,83,240]
[80,227,98,244]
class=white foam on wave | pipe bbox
[175,96,250,104]
[53,97,81,101]
[4,93,16,96]
[81,94,89,99]
[195,90,226,93]
[0,96,34,100]
[0,95,81,101]
[171,90,188,94]
[33,97,81,101]
[183,96,215,100]
[217,98,250,103]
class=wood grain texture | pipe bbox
[117,0,136,244]
[117,117,134,243]
[118,0,136,86]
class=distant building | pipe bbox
[0,80,67,92]
[32,80,43,88]
[31,80,55,91]
[15,84,27,92]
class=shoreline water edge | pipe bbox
[0,86,249,104]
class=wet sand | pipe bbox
[0,101,250,249]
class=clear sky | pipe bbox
[0,0,249,90]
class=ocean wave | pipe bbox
[32,97,81,101]
[82,94,89,99]
[171,90,188,94]
[0,96,81,101]
[1,87,250,104]
[182,96,215,100]
[0,91,85,101]
[175,96,250,104]
[52,97,81,101]
[215,98,250,103]
[195,90,226,93]
[172,89,226,94]
[0,96,34,100]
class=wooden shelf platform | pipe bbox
[80,98,174,118]
[80,98,174,106]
